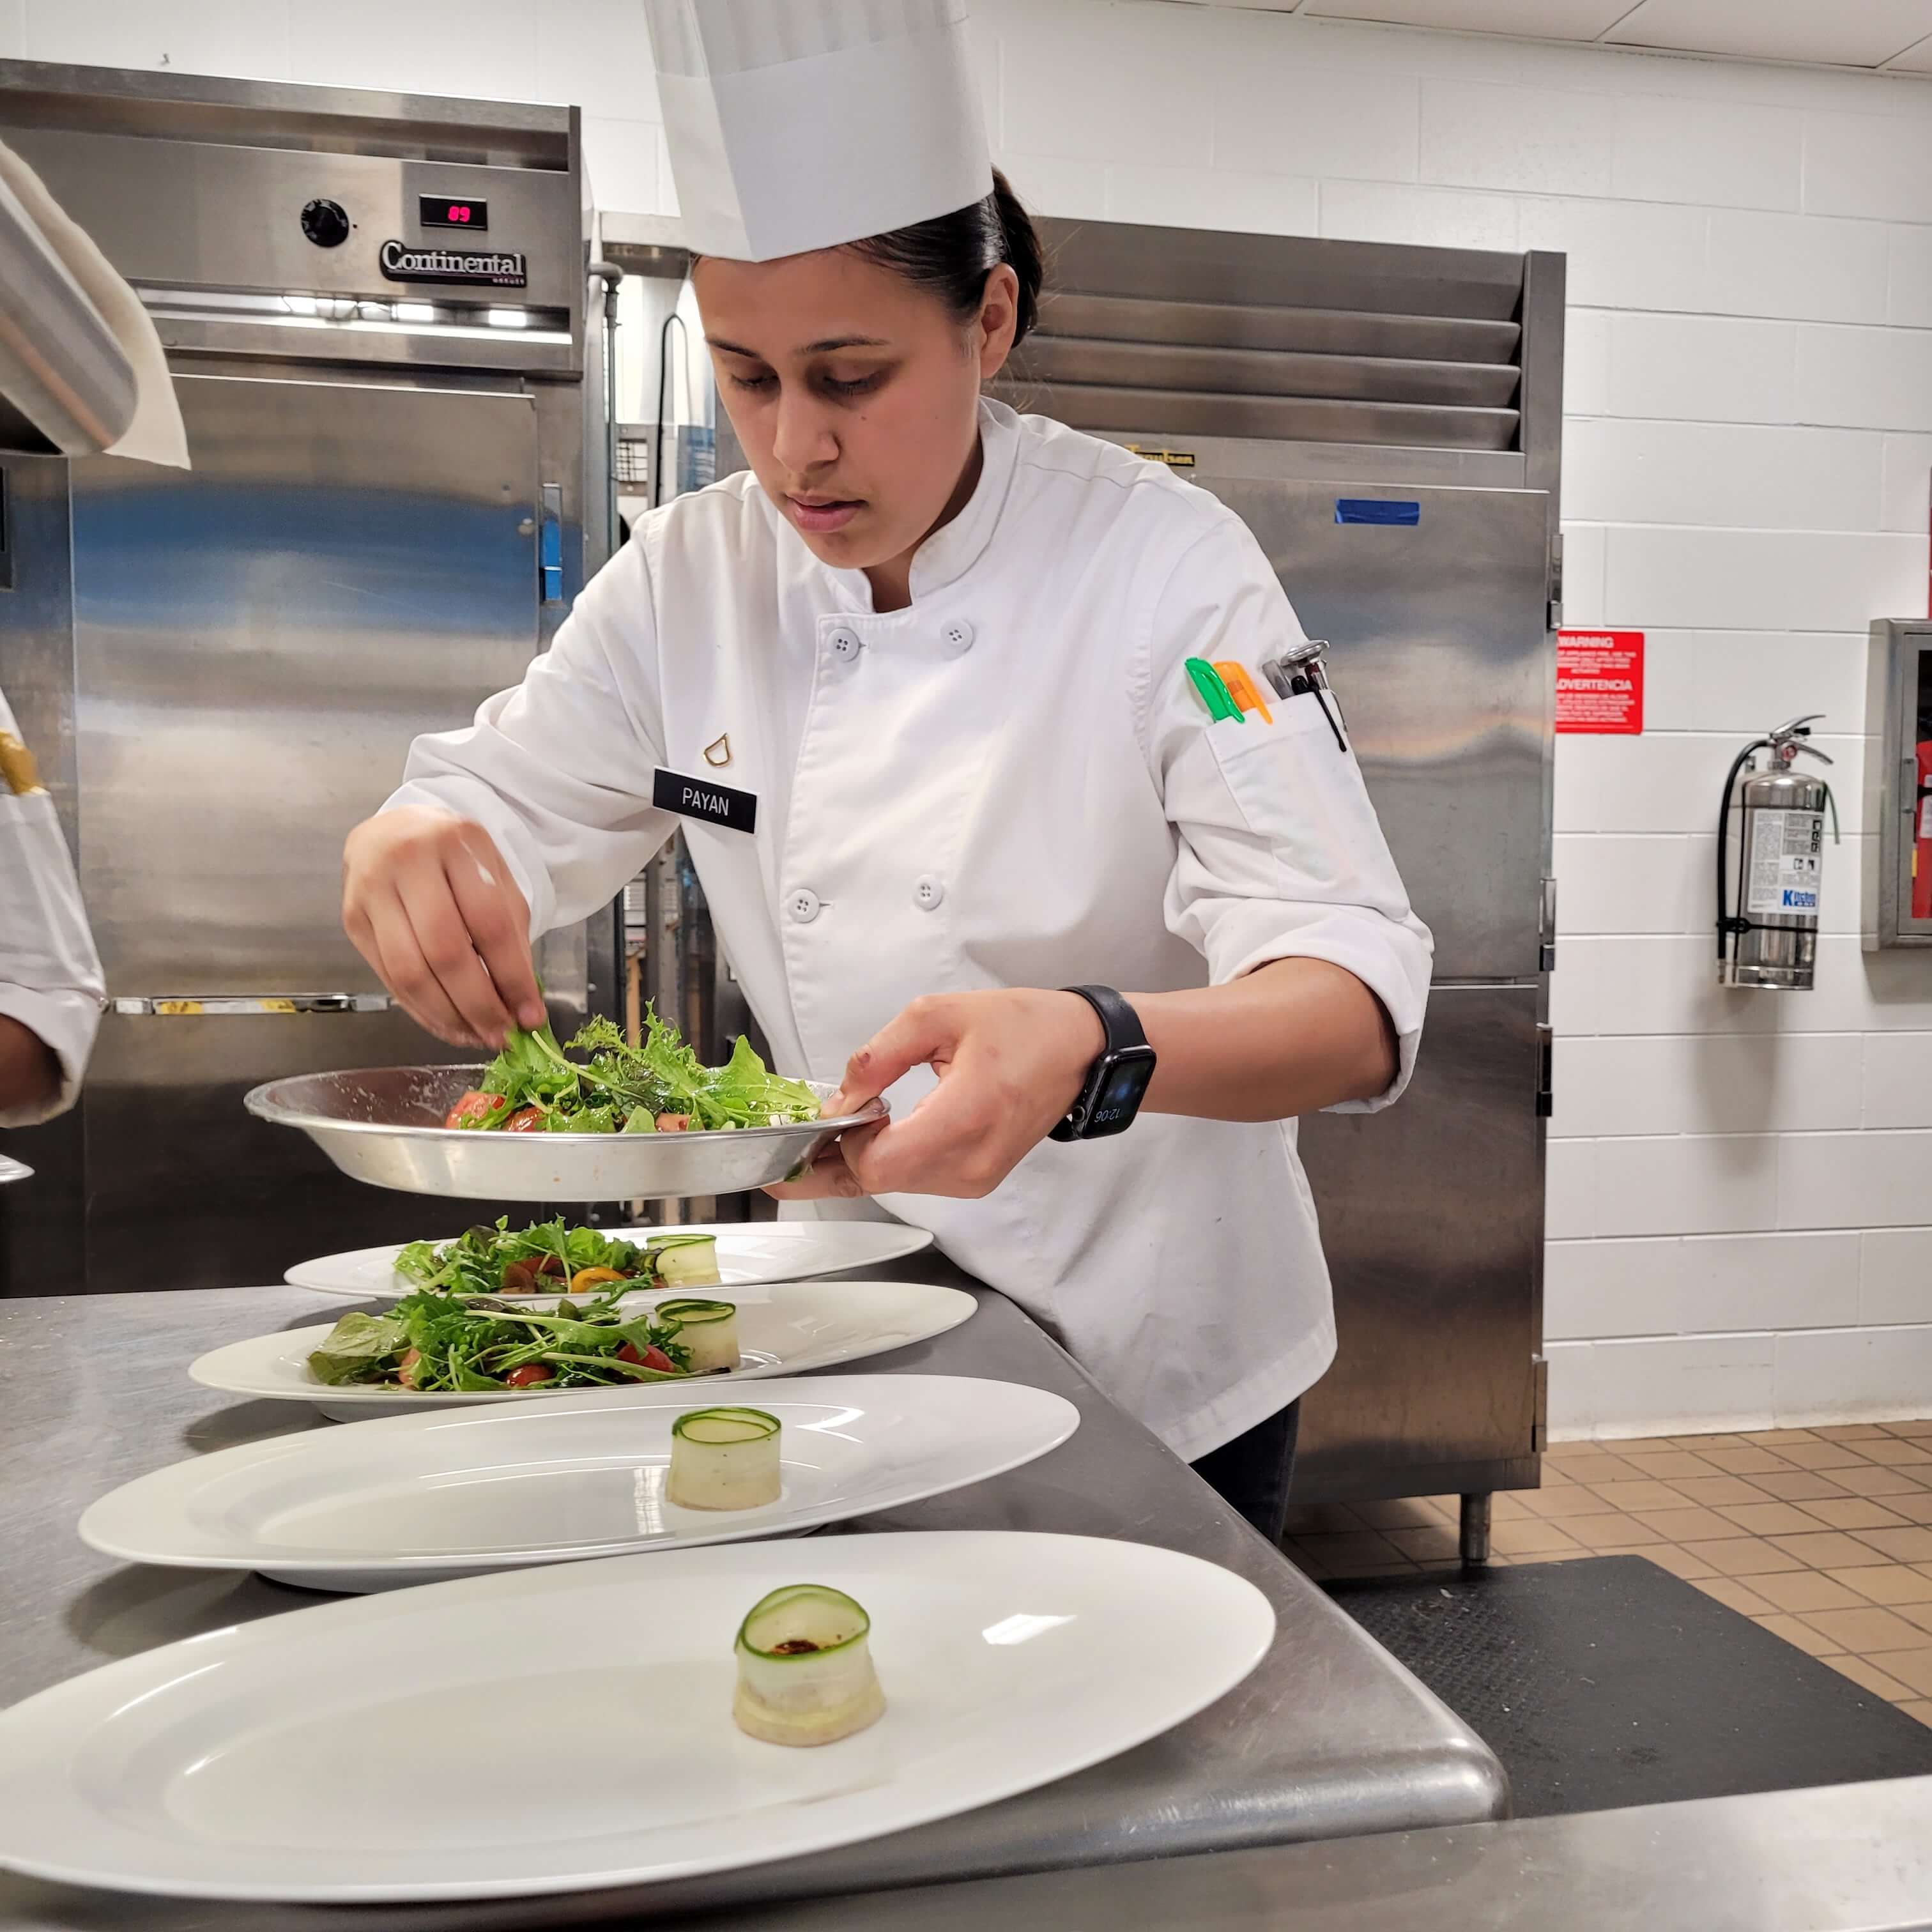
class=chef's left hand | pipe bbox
[766,989,1104,1200]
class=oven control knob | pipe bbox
[300,198,350,248]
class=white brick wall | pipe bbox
[22,0,1932,1439]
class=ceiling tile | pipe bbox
[1604,0,1932,68]
[1301,0,1632,33]
[1883,30,1932,69]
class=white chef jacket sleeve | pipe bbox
[385,541,675,936]
[1144,510,1434,1112]
[0,690,104,1126]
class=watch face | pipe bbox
[1085,1053,1155,1137]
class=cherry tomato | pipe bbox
[502,1108,544,1133]
[533,1254,567,1276]
[571,1266,627,1293]
[616,1342,676,1372]
[499,1260,538,1295]
[655,1113,693,1133]
[395,1347,422,1389]
[503,1362,555,1386]
[443,1091,498,1129]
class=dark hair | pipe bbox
[847,167,1043,346]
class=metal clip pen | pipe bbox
[1260,639,1347,752]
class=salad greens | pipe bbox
[394,1217,722,1298]
[306,1281,711,1392]
[443,1009,821,1135]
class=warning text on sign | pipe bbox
[1556,629,1644,735]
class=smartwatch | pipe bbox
[1048,985,1158,1142]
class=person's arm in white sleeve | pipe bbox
[1140,509,1434,1116]
[0,699,104,1126]
[343,539,678,1046]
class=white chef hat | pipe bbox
[644,0,993,263]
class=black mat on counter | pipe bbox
[1326,1554,1932,1817]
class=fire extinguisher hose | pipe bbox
[1715,737,1771,962]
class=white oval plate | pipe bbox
[79,1375,1078,1592]
[288,1220,935,1300]
[192,1279,976,1422]
[0,1531,1273,1903]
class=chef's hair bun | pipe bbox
[849,168,1043,346]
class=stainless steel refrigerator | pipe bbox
[0,62,615,1293]
[997,219,1561,1534]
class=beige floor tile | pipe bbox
[1512,1541,1598,1563]
[1767,1531,1892,1569]
[1749,1471,1852,1502]
[1897,1700,1932,1727]
[1566,1512,1669,1551]
[1860,1650,1932,1699]
[1717,1501,1836,1537]
[1774,1443,1876,1471]
[1813,1424,1892,1441]
[1873,1492,1932,1526]
[1491,1492,1534,1521]
[1590,1480,1696,1514]
[1832,1566,1932,1607]
[1682,1537,1804,1577]
[1801,1606,1932,1653]
[1798,1498,1909,1532]
[1489,1518,1585,1557]
[1698,1447,1795,1475]
[1755,1613,1844,1657]
[1668,1474,1781,1507]
[1351,1498,1448,1532]
[1545,1453,1646,1484]
[1692,1575,1777,1615]
[1520,1484,1617,1521]
[1752,1570,1869,1614]
[1619,1452,1720,1480]
[1641,1544,1720,1581]
[1670,1434,1754,1449]
[1632,1506,1748,1542]
[1857,1526,1932,1564]
[1891,1603,1932,1637]
[1883,1418,1932,1439]
[1827,1466,1928,1498]
[1291,1531,1406,1573]
[1827,1654,1920,1700]
[1602,1437,1682,1455]
[1385,1524,1462,1563]
[1862,1441,1932,1467]
[1745,1430,1821,1446]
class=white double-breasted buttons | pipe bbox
[788,887,822,924]
[827,626,864,662]
[914,875,944,910]
[939,617,974,658]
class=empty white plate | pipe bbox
[0,1532,1273,1903]
[190,1278,976,1422]
[80,1374,1078,1591]
[288,1219,935,1299]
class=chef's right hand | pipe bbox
[342,807,547,1048]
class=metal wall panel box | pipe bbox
[1865,620,1932,951]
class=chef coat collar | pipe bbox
[798,396,1022,613]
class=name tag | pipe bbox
[654,768,757,834]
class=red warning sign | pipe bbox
[1556,629,1643,734]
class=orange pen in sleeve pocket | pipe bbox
[1212,661,1275,723]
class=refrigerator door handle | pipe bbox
[109,993,393,1016]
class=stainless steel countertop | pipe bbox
[640,1774,1932,1932]
[0,1261,1505,1928]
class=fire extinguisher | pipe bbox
[1716,713,1838,992]
[1914,737,1932,923]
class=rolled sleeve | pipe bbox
[1146,515,1434,1112]
[0,790,104,1126]
[385,539,677,939]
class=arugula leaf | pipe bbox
[307,1311,408,1385]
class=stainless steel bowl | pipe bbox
[243,1065,884,1202]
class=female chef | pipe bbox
[341,0,1432,1540]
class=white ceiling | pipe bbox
[1186,0,1932,73]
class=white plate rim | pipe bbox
[286,1220,937,1298]
[0,1532,1275,1903]
[77,1374,1080,1575]
[188,1279,977,1408]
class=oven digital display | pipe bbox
[418,194,487,231]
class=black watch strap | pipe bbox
[1062,984,1146,1053]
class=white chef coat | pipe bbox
[0,682,104,1126]
[392,399,1432,1460]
